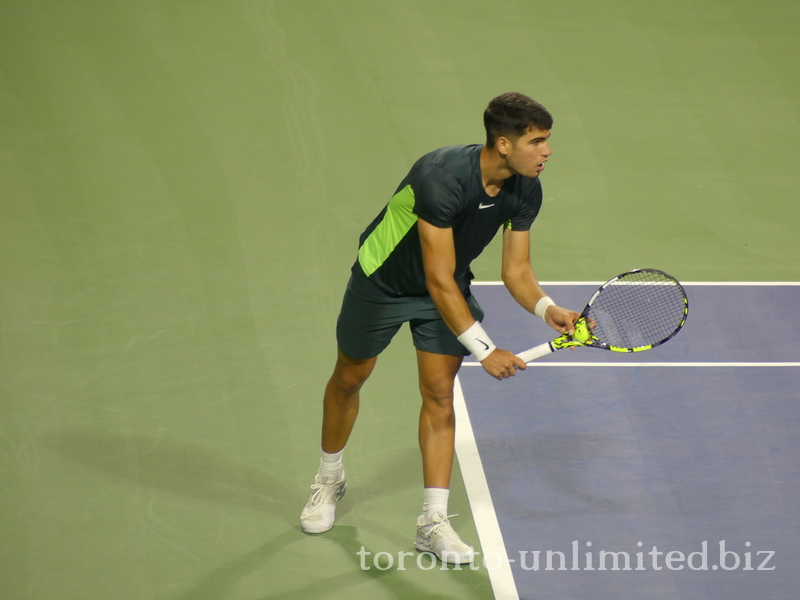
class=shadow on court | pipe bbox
[113,524,486,600]
[45,429,491,599]
[45,429,293,516]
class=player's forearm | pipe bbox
[502,264,548,315]
[425,274,476,336]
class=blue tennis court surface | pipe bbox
[458,284,800,600]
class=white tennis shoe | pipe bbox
[300,470,347,534]
[415,512,475,564]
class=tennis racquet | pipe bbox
[517,268,688,363]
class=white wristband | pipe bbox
[534,296,555,320]
[457,321,496,362]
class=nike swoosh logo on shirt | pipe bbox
[478,203,495,209]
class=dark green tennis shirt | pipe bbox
[354,144,542,296]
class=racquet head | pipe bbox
[517,268,688,363]
[574,268,688,352]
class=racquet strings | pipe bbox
[585,270,686,349]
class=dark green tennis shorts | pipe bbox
[336,271,484,360]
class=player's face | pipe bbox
[503,127,551,178]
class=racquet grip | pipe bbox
[517,342,555,363]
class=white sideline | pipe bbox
[453,376,519,600]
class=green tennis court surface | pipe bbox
[1,1,798,598]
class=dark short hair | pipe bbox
[483,93,553,148]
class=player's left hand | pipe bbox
[544,305,580,336]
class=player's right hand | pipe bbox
[480,349,527,381]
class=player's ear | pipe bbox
[496,135,510,158]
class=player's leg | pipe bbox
[321,348,377,454]
[301,272,401,534]
[416,349,462,489]
[413,349,474,564]
[301,348,376,534]
[410,291,484,564]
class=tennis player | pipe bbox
[301,93,579,564]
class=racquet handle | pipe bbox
[517,342,555,363]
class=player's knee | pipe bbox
[328,377,361,401]
[328,369,369,400]
[419,381,455,412]
[328,353,375,398]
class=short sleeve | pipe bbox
[507,180,542,231]
[410,166,464,228]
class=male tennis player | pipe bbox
[301,93,579,564]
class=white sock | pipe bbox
[423,487,449,522]
[318,448,344,482]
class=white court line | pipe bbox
[453,376,519,600]
[471,281,800,286]
[463,362,800,367]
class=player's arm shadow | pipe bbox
[44,428,293,517]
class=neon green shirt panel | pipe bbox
[357,185,418,277]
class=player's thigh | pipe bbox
[415,349,463,405]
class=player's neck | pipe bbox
[479,145,514,198]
